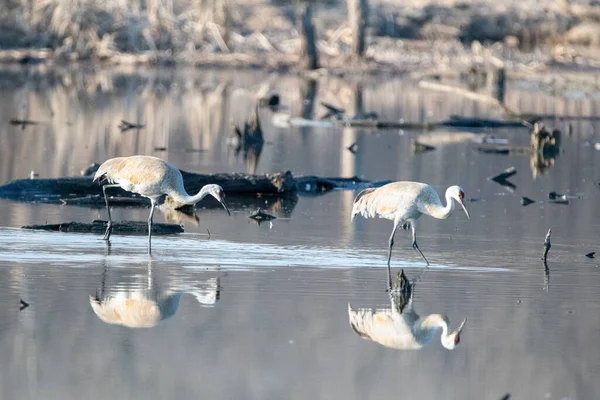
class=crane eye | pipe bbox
[219,190,225,198]
[454,335,460,345]
[458,190,464,200]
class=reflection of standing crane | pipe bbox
[351,182,470,271]
[348,270,466,350]
[94,155,230,253]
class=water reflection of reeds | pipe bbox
[1,66,599,198]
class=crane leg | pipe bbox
[411,221,430,266]
[387,220,401,290]
[102,184,121,241]
[147,199,156,255]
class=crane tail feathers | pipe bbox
[93,157,125,183]
[351,187,378,220]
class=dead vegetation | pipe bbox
[0,0,600,75]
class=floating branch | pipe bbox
[10,118,42,130]
[542,229,551,262]
[19,299,29,311]
[488,166,517,191]
[118,120,145,132]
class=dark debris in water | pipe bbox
[347,142,358,154]
[22,220,183,235]
[521,196,535,206]
[248,209,276,222]
[549,199,569,205]
[80,162,100,177]
[118,120,145,132]
[548,191,566,200]
[489,166,517,190]
[411,140,436,154]
[585,252,595,259]
[542,229,551,262]
[19,299,29,311]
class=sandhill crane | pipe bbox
[351,182,470,271]
[90,260,220,328]
[93,155,231,253]
[348,271,467,350]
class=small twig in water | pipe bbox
[585,252,595,259]
[207,229,211,240]
[118,120,145,132]
[19,299,29,311]
[542,229,551,262]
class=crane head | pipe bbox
[447,185,470,219]
[204,184,231,216]
[441,317,467,350]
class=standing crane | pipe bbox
[351,182,470,272]
[93,155,231,253]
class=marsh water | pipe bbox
[0,66,600,399]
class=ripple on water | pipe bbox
[0,228,511,272]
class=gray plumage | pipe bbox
[94,155,231,253]
[351,181,470,278]
[348,300,467,350]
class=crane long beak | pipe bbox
[458,199,470,219]
[220,199,231,216]
[453,317,467,336]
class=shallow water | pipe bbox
[1,67,600,399]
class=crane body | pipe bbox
[94,155,230,253]
[351,182,469,280]
[348,300,467,350]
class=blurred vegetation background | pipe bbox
[0,0,599,70]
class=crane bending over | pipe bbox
[351,182,469,272]
[94,155,230,253]
[90,260,220,328]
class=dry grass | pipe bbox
[0,0,599,72]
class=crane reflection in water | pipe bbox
[348,269,466,350]
[90,257,220,328]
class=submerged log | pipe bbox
[22,220,184,235]
[0,170,389,204]
[0,171,296,202]
[294,175,391,194]
[273,112,528,130]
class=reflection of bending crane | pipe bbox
[90,259,220,328]
[348,270,466,350]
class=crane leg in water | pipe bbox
[387,219,402,289]
[147,199,157,255]
[102,184,121,241]
[411,221,430,266]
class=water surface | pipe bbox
[1,67,600,399]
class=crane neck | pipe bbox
[428,190,455,220]
[419,314,449,336]
[167,186,210,206]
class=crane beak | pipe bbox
[458,199,470,219]
[453,317,467,336]
[220,199,231,216]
